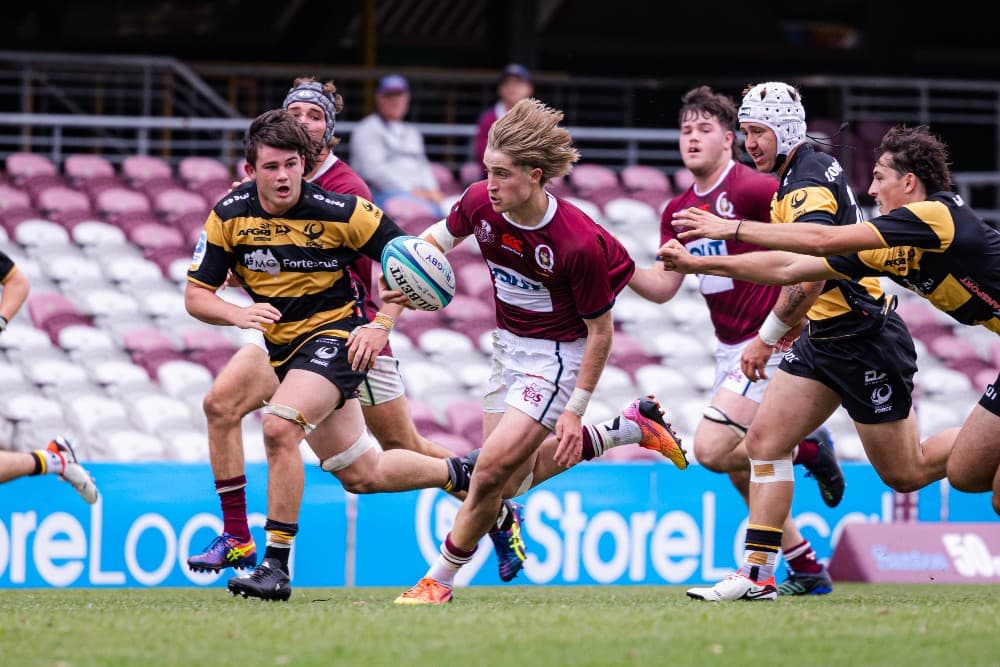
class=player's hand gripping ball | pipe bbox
[380,235,456,311]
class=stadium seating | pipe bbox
[0,184,32,212]
[5,153,57,182]
[121,155,173,184]
[671,167,695,192]
[63,154,116,182]
[94,186,153,218]
[430,162,463,195]
[568,163,621,197]
[620,164,672,195]
[177,156,231,185]
[0,149,991,466]
[34,185,93,218]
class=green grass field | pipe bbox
[3,584,999,666]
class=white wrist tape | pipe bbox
[425,219,457,252]
[565,387,592,417]
[758,311,792,346]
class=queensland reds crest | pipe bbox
[475,220,495,244]
[534,244,555,272]
[715,191,735,218]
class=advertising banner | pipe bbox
[0,461,993,588]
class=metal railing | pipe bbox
[2,52,1000,221]
[0,113,683,175]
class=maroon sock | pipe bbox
[785,539,823,574]
[216,475,251,542]
[793,438,819,465]
[581,428,597,461]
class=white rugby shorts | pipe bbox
[482,328,585,431]
[357,355,406,407]
[714,337,785,403]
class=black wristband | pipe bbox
[0,316,8,332]
[734,219,744,242]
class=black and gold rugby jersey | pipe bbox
[187,180,405,362]
[826,192,1000,335]
[0,250,15,282]
[772,144,886,339]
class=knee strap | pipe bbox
[321,431,376,472]
[262,402,316,435]
[749,457,795,483]
[703,405,749,439]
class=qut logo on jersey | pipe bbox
[492,266,541,290]
[686,238,727,257]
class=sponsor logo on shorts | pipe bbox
[522,383,543,406]
[866,368,894,412]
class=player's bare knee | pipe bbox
[203,387,242,425]
[261,413,301,449]
[468,465,506,495]
[879,470,922,494]
[335,466,377,494]
[693,442,728,473]
[946,460,987,493]
[743,434,779,460]
[374,433,407,451]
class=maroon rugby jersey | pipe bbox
[661,160,780,344]
[311,156,393,356]
[447,182,635,341]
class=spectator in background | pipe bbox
[627,85,839,597]
[349,74,445,218]
[472,63,534,178]
[0,250,97,505]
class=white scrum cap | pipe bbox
[738,82,807,160]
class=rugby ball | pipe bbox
[381,235,456,311]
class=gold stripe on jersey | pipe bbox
[905,201,956,250]
[193,193,384,347]
[771,185,837,223]
[854,246,926,277]
[772,186,883,322]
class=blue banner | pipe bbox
[0,461,993,588]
